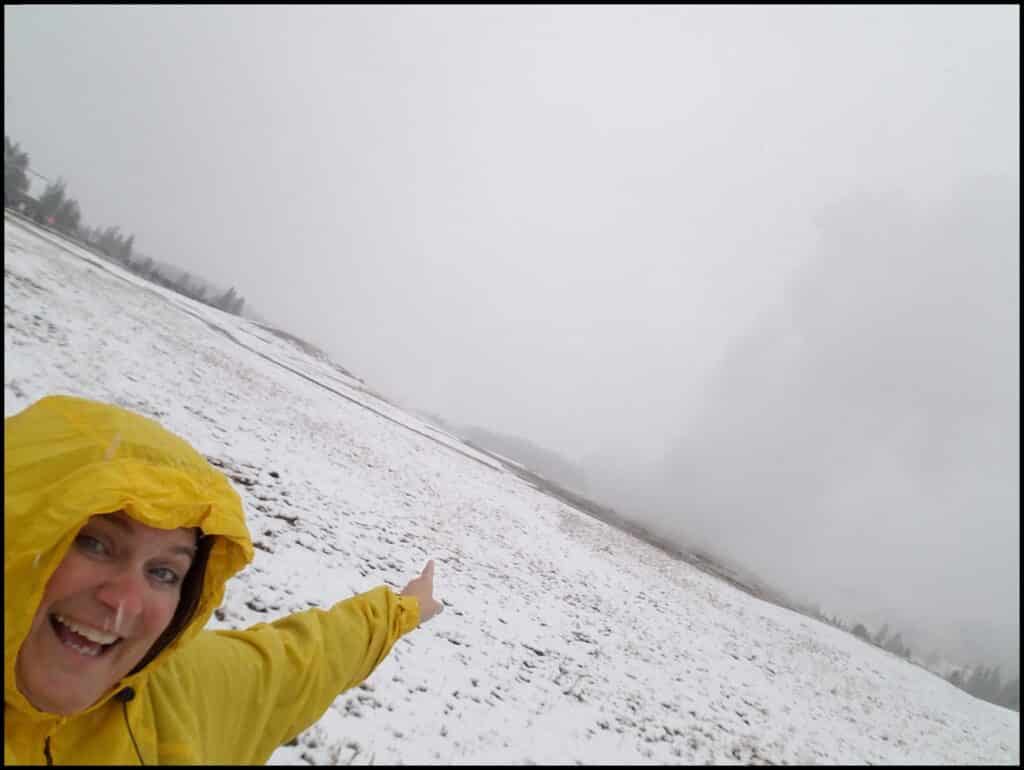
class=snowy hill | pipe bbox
[4,212,1018,764]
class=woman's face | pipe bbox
[15,512,197,715]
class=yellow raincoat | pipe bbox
[4,395,420,764]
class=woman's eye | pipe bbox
[150,567,182,586]
[76,534,108,555]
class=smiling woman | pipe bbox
[15,512,201,716]
[3,395,443,764]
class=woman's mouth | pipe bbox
[50,614,122,657]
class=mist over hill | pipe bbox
[593,177,1020,680]
[424,418,591,497]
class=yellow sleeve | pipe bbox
[162,585,420,764]
[4,741,21,767]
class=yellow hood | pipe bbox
[4,394,254,718]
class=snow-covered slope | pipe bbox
[4,213,1018,765]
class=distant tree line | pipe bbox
[808,607,1019,712]
[5,135,247,316]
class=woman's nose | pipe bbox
[94,569,146,628]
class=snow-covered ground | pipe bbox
[5,213,1019,765]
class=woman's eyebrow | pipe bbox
[169,544,197,560]
[101,513,135,535]
[94,514,197,560]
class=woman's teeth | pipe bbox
[68,640,102,657]
[53,614,121,645]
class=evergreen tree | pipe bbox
[884,632,906,658]
[216,287,238,312]
[983,666,1003,702]
[873,623,890,647]
[965,665,985,696]
[1000,678,1019,711]
[119,234,135,262]
[54,197,81,233]
[4,136,31,206]
[135,255,155,279]
[98,225,123,260]
[35,178,67,225]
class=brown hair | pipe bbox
[128,533,214,675]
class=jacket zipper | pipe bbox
[44,735,53,766]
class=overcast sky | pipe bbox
[5,6,1018,670]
